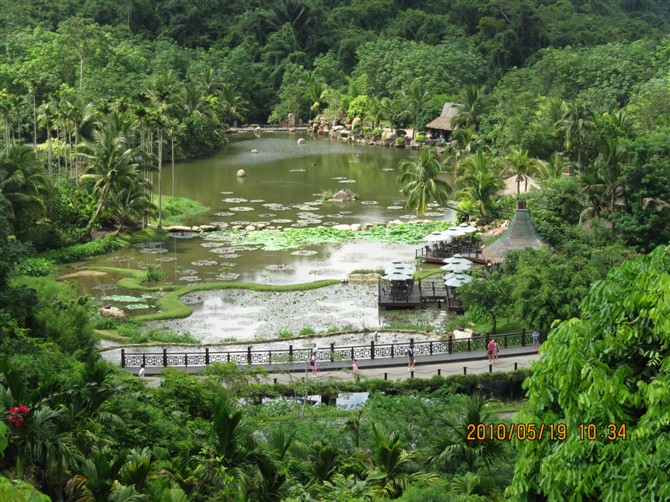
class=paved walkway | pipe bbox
[129,346,541,381]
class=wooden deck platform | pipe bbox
[416,245,486,264]
[378,277,460,310]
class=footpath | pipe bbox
[129,345,541,383]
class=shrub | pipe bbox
[145,266,166,283]
[91,313,120,330]
[415,133,426,144]
[395,137,406,146]
[14,258,55,277]
[40,235,123,264]
[277,329,294,339]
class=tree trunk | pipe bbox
[171,137,175,199]
[32,91,37,151]
[158,128,163,228]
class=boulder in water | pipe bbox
[331,188,355,201]
[237,169,246,177]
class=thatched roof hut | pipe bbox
[482,201,546,264]
[426,103,462,132]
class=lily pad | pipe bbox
[125,303,152,310]
[216,272,241,281]
[192,260,218,266]
[266,264,294,272]
[229,207,254,212]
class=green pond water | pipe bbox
[68,133,454,314]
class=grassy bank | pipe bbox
[150,196,208,226]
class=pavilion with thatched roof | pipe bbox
[482,201,546,264]
[426,103,462,139]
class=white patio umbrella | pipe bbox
[384,263,415,274]
[444,272,474,287]
[443,226,467,238]
[458,222,478,233]
[423,231,449,242]
[383,271,413,281]
[440,260,472,272]
[442,254,466,264]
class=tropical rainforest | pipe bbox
[2,0,670,500]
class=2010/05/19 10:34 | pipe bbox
[466,423,627,441]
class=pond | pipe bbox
[66,133,454,319]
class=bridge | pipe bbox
[120,329,544,378]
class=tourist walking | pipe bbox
[487,339,495,364]
[494,340,500,363]
[406,347,415,371]
[310,353,318,376]
[532,329,540,351]
[353,359,359,382]
[139,363,145,378]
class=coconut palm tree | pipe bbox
[537,152,571,180]
[220,83,249,126]
[397,148,452,216]
[504,148,539,194]
[78,113,150,232]
[595,136,628,213]
[397,81,430,139]
[555,101,596,170]
[0,89,20,152]
[455,150,504,220]
[455,85,489,129]
[0,145,50,230]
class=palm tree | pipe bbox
[0,89,19,151]
[595,136,628,213]
[397,81,430,139]
[365,97,384,129]
[198,391,269,497]
[306,78,327,121]
[537,152,571,180]
[78,113,149,232]
[358,423,436,498]
[455,150,504,220]
[555,101,596,170]
[67,446,130,501]
[220,83,249,126]
[504,148,539,194]
[455,85,489,129]
[0,145,50,230]
[397,148,452,216]
[577,167,610,225]
[148,72,180,228]
[424,396,506,472]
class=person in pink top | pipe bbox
[487,339,496,364]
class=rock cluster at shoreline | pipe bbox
[166,218,459,235]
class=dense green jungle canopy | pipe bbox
[3,0,670,500]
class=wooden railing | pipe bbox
[120,329,544,370]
